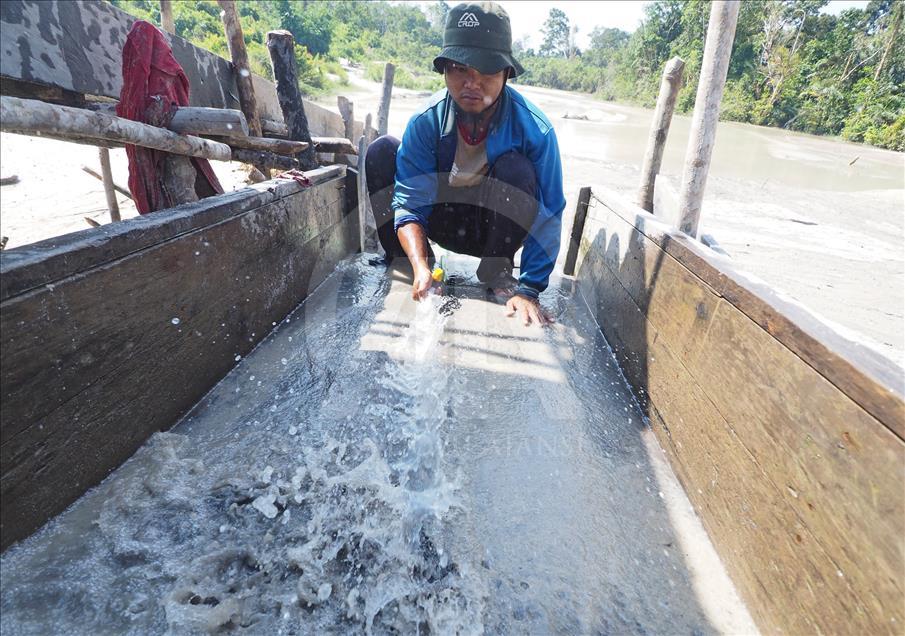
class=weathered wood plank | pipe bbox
[0,165,345,301]
[0,169,358,550]
[576,190,905,634]
[587,187,905,441]
[578,250,862,632]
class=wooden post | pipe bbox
[376,63,395,137]
[563,186,592,276]
[266,30,318,170]
[82,166,133,200]
[98,148,121,222]
[336,96,354,164]
[676,1,739,238]
[338,96,354,141]
[159,0,175,33]
[364,113,374,143]
[357,135,369,253]
[217,0,261,138]
[637,57,685,213]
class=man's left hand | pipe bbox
[505,294,554,326]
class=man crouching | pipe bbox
[365,1,565,326]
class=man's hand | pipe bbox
[412,265,434,300]
[505,294,554,326]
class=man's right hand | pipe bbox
[397,222,435,301]
[412,265,434,300]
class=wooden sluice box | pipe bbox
[0,1,903,634]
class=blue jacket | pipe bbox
[392,85,566,298]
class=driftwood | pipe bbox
[84,217,102,228]
[169,107,249,137]
[376,63,395,137]
[266,30,317,170]
[210,135,309,155]
[98,147,122,222]
[637,57,684,213]
[0,96,232,162]
[81,166,133,200]
[676,1,739,237]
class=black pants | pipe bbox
[365,135,538,283]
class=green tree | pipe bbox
[540,8,570,57]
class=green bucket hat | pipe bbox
[433,2,525,78]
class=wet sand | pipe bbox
[0,254,756,634]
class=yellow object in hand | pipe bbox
[431,267,445,283]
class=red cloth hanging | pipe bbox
[117,20,223,213]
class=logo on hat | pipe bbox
[457,12,480,27]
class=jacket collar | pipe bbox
[439,85,511,138]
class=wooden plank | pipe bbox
[576,196,905,634]
[0,171,358,549]
[0,166,345,301]
[577,255,862,633]
[590,187,905,441]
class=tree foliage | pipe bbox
[519,0,904,150]
[109,0,902,149]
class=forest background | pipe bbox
[111,0,904,151]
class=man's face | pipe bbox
[444,62,506,114]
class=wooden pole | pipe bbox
[637,57,685,213]
[98,148,121,222]
[338,96,354,141]
[563,186,592,276]
[357,135,369,253]
[159,0,175,33]
[676,1,739,238]
[81,166,133,200]
[266,30,318,170]
[218,0,262,138]
[209,135,309,155]
[0,96,232,162]
[169,107,249,137]
[336,96,354,164]
[376,63,395,137]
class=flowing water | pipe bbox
[0,255,755,634]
